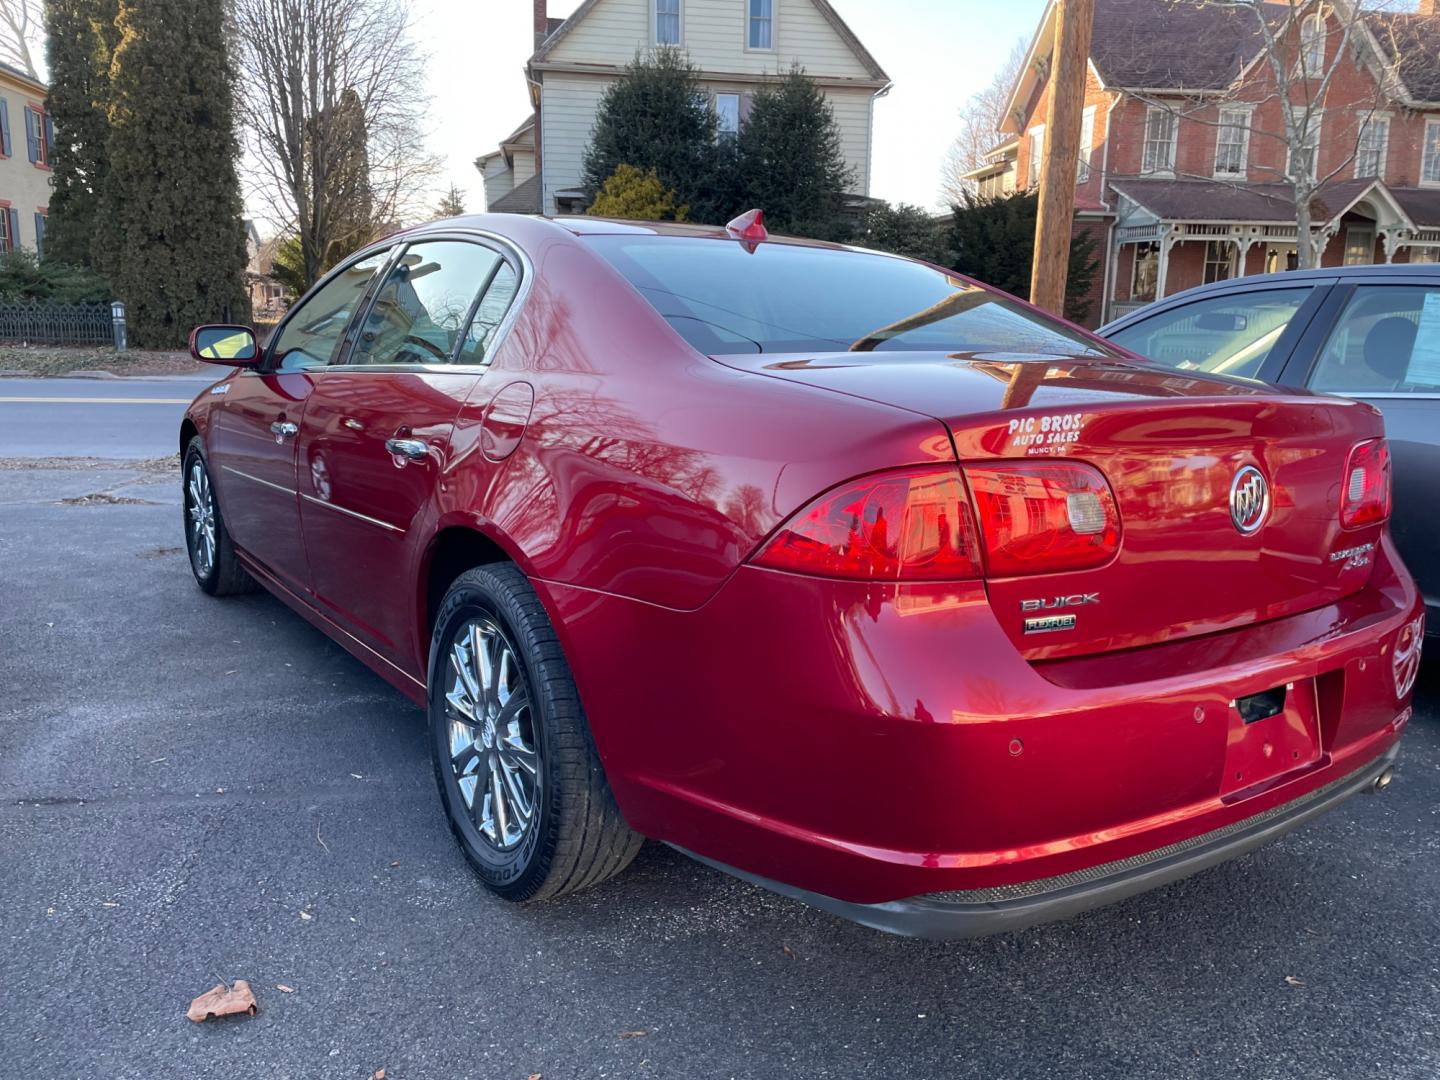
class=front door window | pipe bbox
[270,251,390,371]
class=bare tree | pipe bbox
[0,0,41,77]
[232,0,442,288]
[939,37,1028,205]
[1134,0,1413,268]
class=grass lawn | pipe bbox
[0,344,209,377]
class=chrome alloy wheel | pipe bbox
[444,616,539,850]
[185,460,217,578]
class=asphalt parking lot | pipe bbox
[1,387,1438,1079]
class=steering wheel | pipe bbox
[402,335,452,362]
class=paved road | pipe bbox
[1,402,1437,1079]
[0,375,214,459]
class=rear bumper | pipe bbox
[675,745,1399,938]
[541,533,1422,917]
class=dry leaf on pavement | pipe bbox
[1283,975,1305,987]
[186,980,258,1022]
[276,984,296,993]
[620,1029,648,1038]
[365,1070,386,1080]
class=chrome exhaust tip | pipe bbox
[1372,767,1394,793]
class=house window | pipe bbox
[748,0,773,49]
[1142,107,1177,176]
[1355,116,1389,179]
[1214,108,1251,178]
[1287,111,1321,183]
[1343,226,1375,266]
[1203,240,1236,284]
[1027,126,1044,189]
[1077,106,1095,183]
[1299,13,1325,75]
[1409,248,1439,264]
[1132,242,1160,302]
[1423,121,1440,185]
[714,93,740,138]
[24,103,50,167]
[0,205,10,252]
[655,0,680,44]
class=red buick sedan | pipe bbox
[180,212,1423,937]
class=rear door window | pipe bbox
[1307,285,1440,395]
[1105,287,1315,379]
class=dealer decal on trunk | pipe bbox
[1006,412,1087,455]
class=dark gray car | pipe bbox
[1100,265,1439,639]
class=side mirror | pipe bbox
[190,324,259,366]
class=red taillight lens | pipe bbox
[751,467,983,581]
[964,461,1121,577]
[1340,438,1391,529]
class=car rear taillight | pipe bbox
[751,466,983,581]
[1340,438,1391,529]
[963,461,1121,577]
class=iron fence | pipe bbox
[0,299,120,346]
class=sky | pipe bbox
[19,0,1050,224]
[417,0,1048,216]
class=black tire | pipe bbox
[182,437,255,597]
[428,563,642,903]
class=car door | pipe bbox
[1103,281,1332,383]
[206,248,392,593]
[296,237,521,669]
[1278,278,1440,629]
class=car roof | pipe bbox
[388,212,860,252]
[1099,262,1440,331]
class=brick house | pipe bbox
[979,0,1440,326]
[477,0,890,216]
[0,60,51,257]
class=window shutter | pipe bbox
[43,113,54,162]
[34,213,44,258]
[0,98,9,157]
[24,106,38,163]
[6,209,19,252]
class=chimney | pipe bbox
[535,0,549,49]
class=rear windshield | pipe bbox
[583,235,1120,358]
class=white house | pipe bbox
[477,0,891,215]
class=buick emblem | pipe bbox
[1229,465,1269,535]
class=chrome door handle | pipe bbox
[385,437,428,461]
[270,420,298,437]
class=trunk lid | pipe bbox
[715,351,1388,658]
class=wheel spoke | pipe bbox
[450,638,479,706]
[451,741,480,773]
[489,757,511,840]
[498,756,532,824]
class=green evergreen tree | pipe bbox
[947,191,1099,324]
[582,48,726,221]
[434,183,467,219]
[861,202,949,264]
[588,164,688,221]
[735,64,854,241]
[99,0,249,346]
[43,0,118,268]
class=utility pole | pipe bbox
[1029,0,1095,318]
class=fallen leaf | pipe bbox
[276,984,296,994]
[620,1030,648,1039]
[1284,975,1305,987]
[350,773,364,780]
[365,1070,386,1080]
[782,945,796,960]
[186,980,257,1022]
[299,910,313,921]
[527,1074,542,1080]
[100,901,119,908]
[389,861,401,868]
